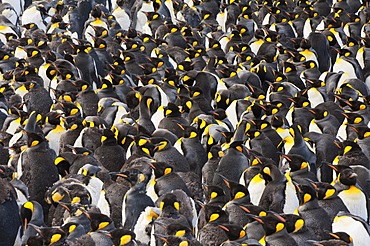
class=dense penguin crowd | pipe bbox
[0,0,370,245]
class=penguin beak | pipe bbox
[176,123,185,131]
[308,109,316,115]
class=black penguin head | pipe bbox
[181,125,199,139]
[149,161,173,178]
[88,212,113,232]
[204,185,226,203]
[0,165,16,181]
[29,226,66,246]
[163,103,181,118]
[208,144,224,160]
[54,156,71,177]
[330,165,357,186]
[261,163,283,182]
[100,129,117,145]
[24,47,41,58]
[61,222,85,238]
[204,204,229,224]
[228,141,245,152]
[339,140,362,156]
[159,193,180,212]
[280,214,305,233]
[301,60,318,70]
[78,164,101,177]
[218,224,246,241]
[226,180,250,202]
[108,229,136,246]
[351,126,370,140]
[328,231,353,244]
[253,212,286,236]
[165,223,192,238]
[110,168,146,185]
[311,182,337,200]
[287,96,310,108]
[135,136,155,157]
[177,60,194,72]
[297,184,317,205]
[145,11,161,21]
[21,201,44,226]
[151,137,171,152]
[25,131,47,148]
[282,154,309,172]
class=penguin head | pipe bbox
[311,182,338,200]
[88,212,114,232]
[270,115,287,128]
[108,228,136,246]
[260,163,283,182]
[280,214,305,233]
[21,201,44,226]
[29,226,66,245]
[218,224,246,241]
[61,222,85,238]
[46,185,70,205]
[204,185,226,203]
[252,212,286,236]
[78,164,102,177]
[287,96,310,108]
[25,131,47,148]
[23,47,42,59]
[134,136,155,157]
[282,154,309,172]
[149,161,173,178]
[164,103,181,118]
[239,204,267,218]
[45,110,65,126]
[331,165,357,186]
[181,125,199,139]
[151,136,171,152]
[204,204,228,224]
[228,140,245,153]
[215,90,232,109]
[0,165,16,181]
[297,184,317,205]
[53,101,81,117]
[145,11,161,22]
[110,168,146,185]
[351,125,370,140]
[159,193,180,212]
[309,107,330,120]
[339,140,362,156]
[54,156,71,177]
[225,179,250,202]
[100,128,117,145]
[328,231,353,245]
[177,61,194,72]
[207,144,224,160]
[165,223,193,238]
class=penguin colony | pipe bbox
[1,0,370,245]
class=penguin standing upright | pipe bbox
[258,163,299,214]
[332,212,370,246]
[296,184,331,241]
[212,141,249,194]
[94,128,126,172]
[20,131,59,218]
[330,164,369,222]
[0,178,21,246]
